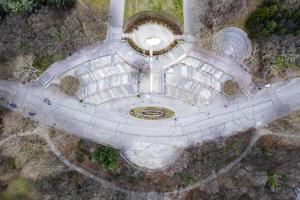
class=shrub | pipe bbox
[90,146,119,172]
[2,0,44,13]
[2,157,17,171]
[0,4,7,20]
[267,172,281,192]
[7,1,23,13]
[175,172,196,187]
[47,0,75,9]
[75,150,86,163]
[22,0,44,13]
[0,0,74,18]
[2,178,34,200]
[59,76,80,96]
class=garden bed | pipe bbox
[129,106,175,120]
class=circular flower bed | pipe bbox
[129,106,175,120]
[59,76,80,96]
[222,80,240,96]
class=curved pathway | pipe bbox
[1,77,300,170]
[36,127,130,193]
[168,130,262,194]
[1,0,300,194]
[0,127,131,193]
[0,132,35,147]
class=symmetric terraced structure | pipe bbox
[1,0,300,170]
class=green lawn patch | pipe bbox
[1,178,37,200]
[125,0,183,24]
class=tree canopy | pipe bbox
[0,0,75,15]
[246,2,300,38]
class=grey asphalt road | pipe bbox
[0,78,300,169]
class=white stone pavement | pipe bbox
[183,0,201,42]
[107,0,125,40]
[1,0,298,170]
[1,78,300,169]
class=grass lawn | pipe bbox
[125,0,183,24]
[0,178,38,200]
[78,0,110,13]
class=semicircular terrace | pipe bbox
[0,0,278,171]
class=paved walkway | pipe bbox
[2,0,300,171]
[188,48,257,96]
[183,0,202,39]
[107,0,125,40]
[1,78,300,169]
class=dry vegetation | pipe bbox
[1,111,34,137]
[59,76,80,96]
[50,130,252,192]
[222,80,240,96]
[268,110,300,135]
[0,0,109,81]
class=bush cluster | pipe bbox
[0,0,75,16]
[246,2,300,38]
[0,6,5,20]
[48,0,75,9]
[90,146,119,172]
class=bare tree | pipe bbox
[13,54,40,82]
[213,0,227,12]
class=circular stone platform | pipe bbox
[126,23,176,53]
[213,27,252,61]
